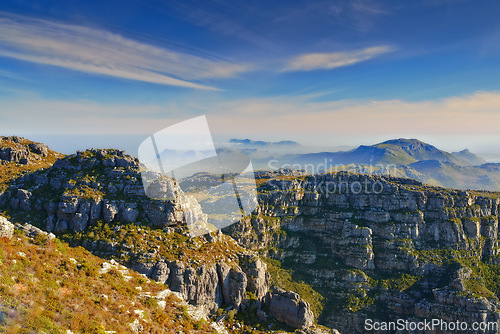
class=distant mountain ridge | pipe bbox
[229,138,301,147]
[256,138,498,191]
[451,148,487,165]
[290,138,484,167]
[372,138,461,164]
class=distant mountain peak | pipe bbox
[229,138,300,146]
[378,138,437,150]
[381,138,425,144]
[451,148,486,166]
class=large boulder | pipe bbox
[28,143,48,157]
[103,202,119,223]
[267,288,314,329]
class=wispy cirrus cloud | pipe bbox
[284,45,395,72]
[0,13,249,90]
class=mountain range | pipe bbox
[244,138,500,191]
[2,135,500,333]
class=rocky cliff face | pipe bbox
[0,136,49,164]
[227,172,500,332]
[0,148,319,331]
[0,149,204,233]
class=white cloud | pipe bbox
[284,46,395,71]
[0,13,249,90]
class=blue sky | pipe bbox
[1,0,500,154]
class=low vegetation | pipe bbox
[263,257,325,319]
[61,221,245,268]
[0,232,217,333]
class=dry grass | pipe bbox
[0,233,217,333]
[64,222,246,268]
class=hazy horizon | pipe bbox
[6,133,500,164]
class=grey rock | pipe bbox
[151,261,170,284]
[58,196,80,215]
[240,254,270,300]
[16,222,55,241]
[71,213,88,232]
[102,157,116,167]
[130,261,155,277]
[103,202,119,223]
[54,220,69,233]
[122,206,139,223]
[0,216,14,239]
[28,143,48,157]
[116,157,136,168]
[228,268,247,310]
[144,202,177,227]
[90,199,103,222]
[217,262,232,306]
[268,288,314,328]
[44,215,56,232]
[167,261,186,296]
[0,146,29,162]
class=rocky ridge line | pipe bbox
[0,148,319,330]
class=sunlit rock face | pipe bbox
[227,172,500,332]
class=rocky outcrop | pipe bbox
[0,136,49,164]
[0,218,56,242]
[15,222,55,241]
[0,216,14,238]
[226,172,500,332]
[415,288,499,324]
[0,149,207,235]
[76,231,314,325]
[71,225,311,328]
[267,288,314,328]
[239,254,270,300]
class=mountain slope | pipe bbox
[452,148,487,165]
[372,138,460,164]
[288,138,481,168]
[0,218,218,334]
[407,160,500,191]
[0,143,332,332]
